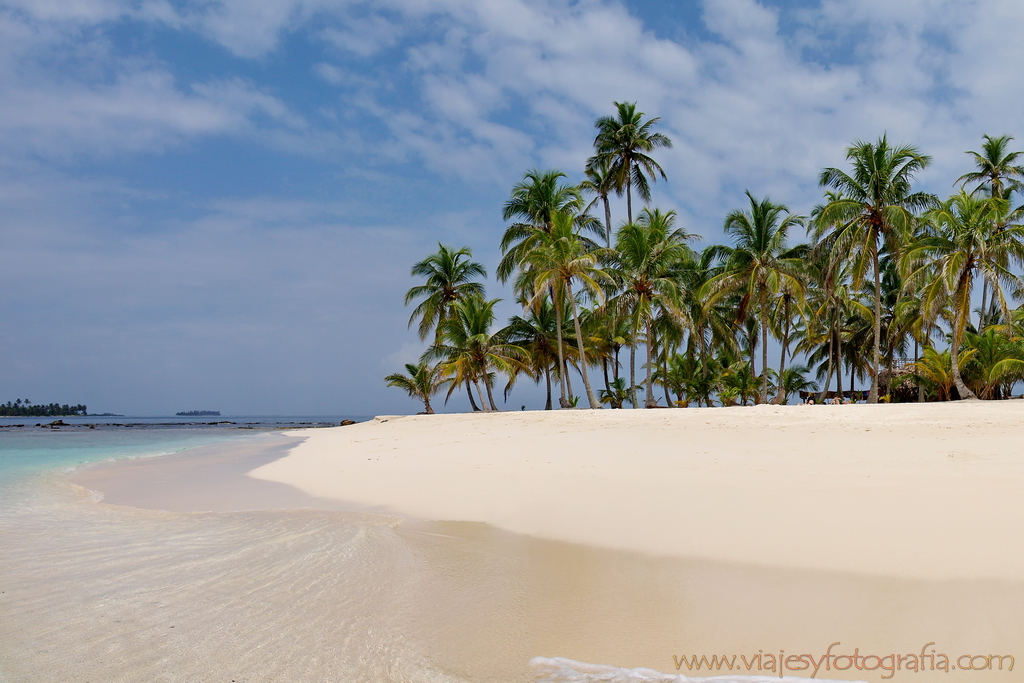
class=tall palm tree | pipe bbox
[404,244,486,341]
[768,243,810,402]
[901,192,1024,399]
[428,295,526,411]
[580,157,617,248]
[385,362,450,414]
[957,134,1024,200]
[590,101,673,224]
[816,135,934,402]
[709,191,805,404]
[607,208,695,407]
[516,210,610,409]
[499,169,595,282]
[957,135,1024,326]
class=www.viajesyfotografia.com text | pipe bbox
[673,642,1013,679]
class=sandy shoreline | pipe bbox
[25,402,1024,682]
[253,402,1024,581]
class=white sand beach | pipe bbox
[253,402,1024,581]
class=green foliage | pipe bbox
[392,121,1024,411]
[0,401,87,417]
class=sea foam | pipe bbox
[531,657,868,683]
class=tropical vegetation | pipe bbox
[385,102,1024,411]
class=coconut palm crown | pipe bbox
[589,101,673,224]
[404,244,486,341]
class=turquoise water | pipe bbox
[0,416,369,491]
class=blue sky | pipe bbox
[0,0,1019,415]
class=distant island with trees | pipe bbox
[0,400,87,417]
[176,410,221,416]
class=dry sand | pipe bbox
[253,402,1024,581]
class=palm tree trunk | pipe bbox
[603,195,613,248]
[915,338,924,402]
[626,183,633,225]
[835,328,843,397]
[423,397,434,414]
[760,290,769,405]
[979,279,989,330]
[553,296,569,408]
[473,379,489,412]
[544,366,553,410]
[485,379,499,411]
[952,288,978,400]
[564,358,574,397]
[773,300,791,404]
[613,345,621,382]
[567,282,601,409]
[870,246,881,403]
[629,340,638,408]
[662,351,672,408]
[645,319,656,407]
[467,382,480,412]
[950,336,974,400]
[818,332,834,403]
[602,358,611,397]
[748,329,757,388]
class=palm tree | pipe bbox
[768,243,810,402]
[772,364,817,404]
[385,362,450,414]
[709,191,805,403]
[910,347,969,401]
[901,192,1024,399]
[599,377,634,409]
[405,245,486,341]
[607,208,695,407]
[816,135,934,402]
[957,135,1024,326]
[428,295,526,411]
[499,169,596,282]
[957,134,1024,200]
[502,298,572,410]
[580,157,617,248]
[962,328,1024,399]
[516,210,610,408]
[590,101,673,224]
[719,358,758,406]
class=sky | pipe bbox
[0,0,1021,415]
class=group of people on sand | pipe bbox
[802,396,858,405]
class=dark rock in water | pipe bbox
[340,420,357,426]
[47,420,67,427]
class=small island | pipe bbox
[0,400,87,417]
[175,410,221,416]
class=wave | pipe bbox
[531,657,868,683]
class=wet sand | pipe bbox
[70,432,353,513]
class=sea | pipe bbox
[0,415,364,504]
[0,416,864,683]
